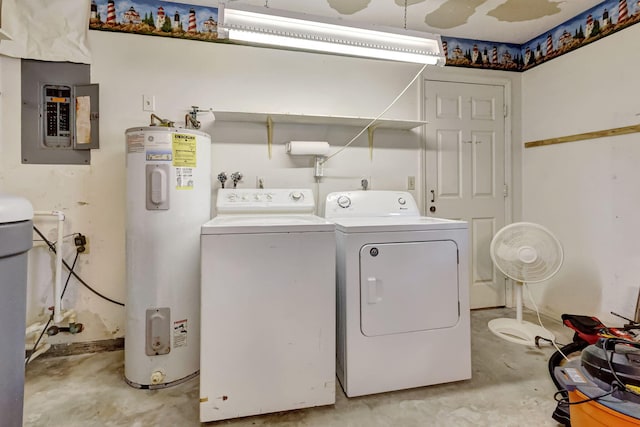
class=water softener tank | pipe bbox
[0,193,33,426]
[124,127,211,388]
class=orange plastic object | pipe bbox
[569,390,640,427]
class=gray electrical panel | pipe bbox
[21,60,99,165]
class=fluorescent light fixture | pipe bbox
[218,3,445,65]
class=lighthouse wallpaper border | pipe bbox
[89,0,219,42]
[439,37,522,71]
[439,0,640,72]
[88,0,640,72]
[520,0,640,70]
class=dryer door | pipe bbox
[360,240,459,337]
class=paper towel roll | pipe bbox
[286,141,331,156]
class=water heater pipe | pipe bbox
[34,210,66,324]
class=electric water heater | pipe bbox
[124,126,211,388]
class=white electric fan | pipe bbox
[488,222,564,346]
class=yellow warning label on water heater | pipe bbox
[172,133,196,167]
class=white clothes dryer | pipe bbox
[324,190,471,397]
[200,189,336,422]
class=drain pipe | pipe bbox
[25,322,46,337]
[26,341,51,364]
[33,210,65,324]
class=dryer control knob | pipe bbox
[398,197,406,205]
[290,191,303,201]
[337,195,351,208]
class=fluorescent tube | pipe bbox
[218,4,445,65]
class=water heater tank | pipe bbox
[124,126,211,388]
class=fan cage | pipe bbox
[490,222,563,283]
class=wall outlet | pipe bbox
[74,234,89,254]
[360,178,370,190]
[407,176,415,190]
[143,94,155,112]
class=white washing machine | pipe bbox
[200,189,336,422]
[324,190,471,397]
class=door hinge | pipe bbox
[503,184,509,197]
[503,104,508,118]
[458,301,461,316]
[456,249,459,264]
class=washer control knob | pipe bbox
[290,191,303,201]
[398,197,406,205]
[337,195,351,208]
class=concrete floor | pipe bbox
[24,308,571,426]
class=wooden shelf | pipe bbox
[211,111,427,130]
[211,110,425,159]
[525,123,640,148]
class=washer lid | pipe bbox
[201,214,335,234]
[0,193,33,223]
[330,216,467,233]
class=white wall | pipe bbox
[522,24,640,324]
[1,30,524,344]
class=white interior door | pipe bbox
[424,80,507,309]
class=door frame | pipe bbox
[419,73,514,308]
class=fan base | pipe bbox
[488,318,555,346]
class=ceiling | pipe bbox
[180,0,603,44]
